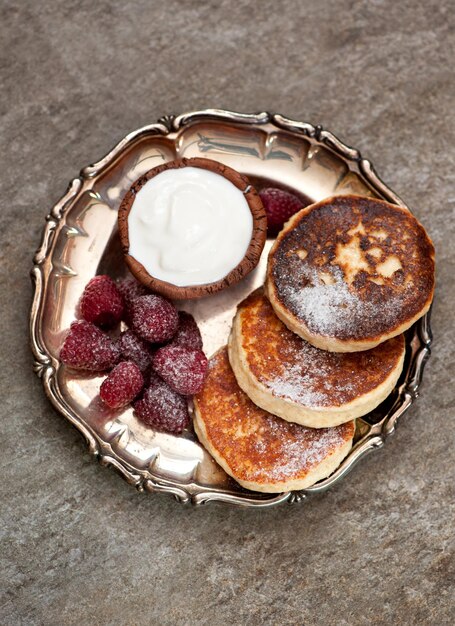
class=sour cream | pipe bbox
[127,166,253,286]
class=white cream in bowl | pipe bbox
[127,166,253,286]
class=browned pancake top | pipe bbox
[195,348,355,484]
[237,290,405,408]
[268,195,435,341]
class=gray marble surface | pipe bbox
[1,1,454,624]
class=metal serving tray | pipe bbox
[30,109,432,507]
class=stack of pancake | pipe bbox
[194,195,435,493]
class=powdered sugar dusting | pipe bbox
[200,348,354,484]
[60,320,120,371]
[264,349,356,408]
[119,329,153,371]
[267,362,350,408]
[172,311,203,350]
[100,361,144,408]
[270,195,433,340]
[130,294,179,343]
[153,344,208,395]
[241,294,374,408]
[252,416,350,481]
[280,265,403,337]
[134,376,190,433]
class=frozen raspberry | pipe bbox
[60,320,120,371]
[117,276,149,306]
[259,187,303,236]
[133,377,190,433]
[141,365,161,389]
[130,295,178,343]
[152,344,208,395]
[172,311,203,350]
[80,275,124,329]
[99,361,144,408]
[116,277,149,323]
[119,329,154,372]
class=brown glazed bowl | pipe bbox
[117,157,267,300]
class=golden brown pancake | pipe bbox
[228,289,405,428]
[193,348,355,493]
[266,194,435,352]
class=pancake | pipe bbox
[228,289,405,428]
[265,194,435,352]
[193,347,355,493]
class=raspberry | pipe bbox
[141,365,161,389]
[133,377,190,433]
[119,329,154,372]
[172,311,203,350]
[99,361,144,408]
[130,295,179,343]
[117,277,149,323]
[117,276,149,305]
[60,320,120,371]
[259,187,303,236]
[152,344,208,395]
[80,275,124,329]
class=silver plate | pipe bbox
[30,109,432,507]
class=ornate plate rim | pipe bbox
[30,108,432,507]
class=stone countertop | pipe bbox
[1,2,454,624]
